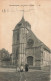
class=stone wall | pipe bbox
[35,47,41,67]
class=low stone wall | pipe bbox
[41,65,50,72]
[29,66,41,70]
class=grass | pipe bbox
[0,71,50,81]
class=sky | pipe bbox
[0,0,51,53]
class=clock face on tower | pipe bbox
[27,39,34,47]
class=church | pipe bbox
[12,17,51,70]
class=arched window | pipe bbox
[17,30,19,40]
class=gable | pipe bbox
[26,30,42,47]
[26,30,51,53]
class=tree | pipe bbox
[0,48,10,61]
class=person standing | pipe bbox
[20,64,24,72]
[25,64,29,72]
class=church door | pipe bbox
[27,56,33,66]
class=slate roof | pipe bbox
[13,17,31,30]
[26,30,51,53]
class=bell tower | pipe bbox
[12,17,31,66]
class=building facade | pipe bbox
[12,17,51,70]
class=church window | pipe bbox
[17,30,19,40]
[16,48,19,59]
[18,23,22,26]
[27,39,34,47]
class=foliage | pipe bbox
[0,48,11,61]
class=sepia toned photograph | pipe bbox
[0,0,51,81]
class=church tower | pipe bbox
[12,17,31,66]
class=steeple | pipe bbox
[22,9,24,19]
[19,16,25,24]
[14,16,31,30]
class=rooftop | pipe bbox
[14,17,31,30]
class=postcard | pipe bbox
[0,0,51,81]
